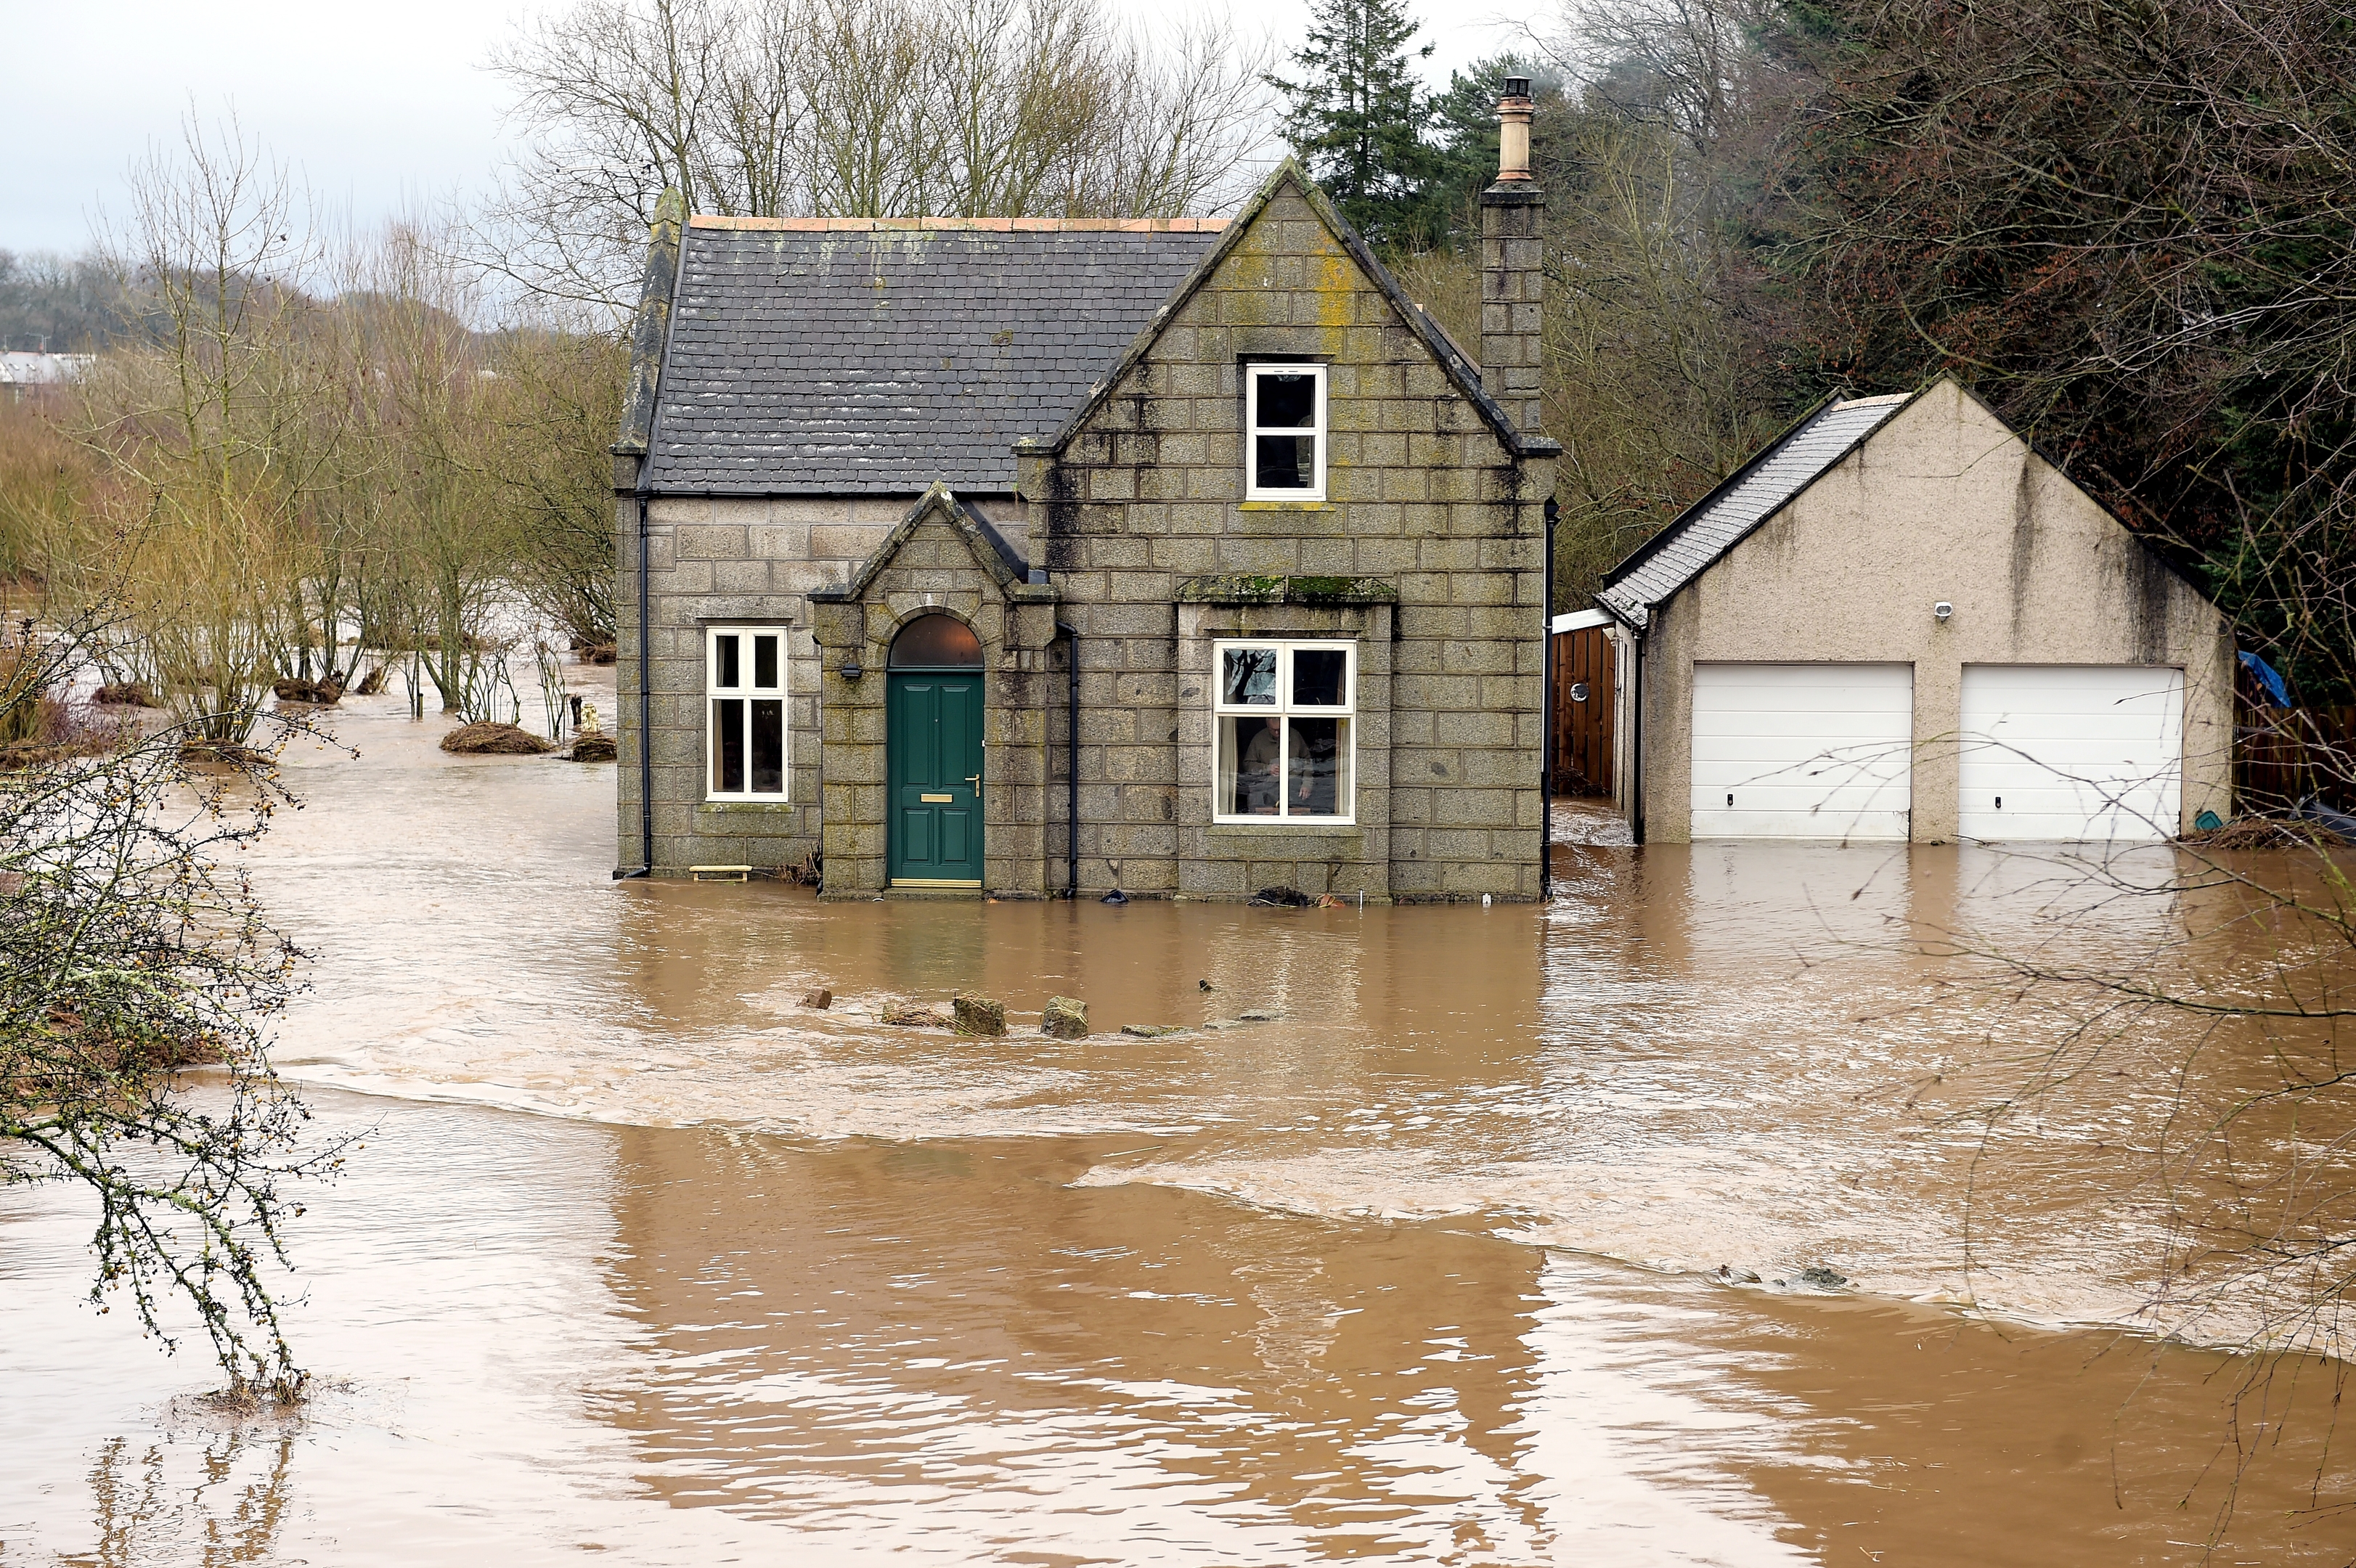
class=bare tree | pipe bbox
[340,221,518,716]
[476,0,1273,316]
[77,115,338,749]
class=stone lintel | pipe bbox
[1177,574,1400,606]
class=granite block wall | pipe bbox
[1028,178,1552,900]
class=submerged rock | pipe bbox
[1238,1010,1276,1023]
[801,987,833,1010]
[439,722,553,756]
[953,994,1006,1037]
[1041,995,1088,1039]
[881,1001,948,1028]
[1120,1024,1186,1039]
[1249,886,1312,908]
[1795,1265,1848,1290]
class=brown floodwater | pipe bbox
[3,679,2352,1564]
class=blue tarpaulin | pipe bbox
[2239,650,2292,708]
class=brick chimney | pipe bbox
[1479,77,1544,435]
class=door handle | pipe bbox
[964,774,982,795]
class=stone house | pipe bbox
[611,83,1560,899]
[1596,377,2234,843]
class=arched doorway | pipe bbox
[886,613,985,886]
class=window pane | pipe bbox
[754,634,778,689]
[714,634,741,689]
[1284,716,1348,817]
[711,698,744,793]
[1254,433,1315,491]
[750,698,783,793]
[1220,647,1277,706]
[1226,713,1284,814]
[1255,371,1316,428]
[1292,648,1346,706]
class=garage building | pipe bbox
[1594,377,2233,844]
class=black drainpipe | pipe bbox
[1058,620,1079,897]
[1540,497,1556,899]
[624,489,655,877]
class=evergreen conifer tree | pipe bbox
[1263,0,1440,248]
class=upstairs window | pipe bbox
[708,626,787,801]
[1212,640,1355,822]
[1245,363,1326,501]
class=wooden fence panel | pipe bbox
[2236,702,2356,814]
[1550,626,1614,796]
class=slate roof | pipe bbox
[1596,393,1915,629]
[643,219,1222,494]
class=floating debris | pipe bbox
[439,722,552,755]
[272,676,343,705]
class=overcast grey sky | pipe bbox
[3,0,1541,258]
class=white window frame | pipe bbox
[1211,638,1357,825]
[1244,362,1328,502]
[706,625,790,802]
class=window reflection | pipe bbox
[1210,641,1356,821]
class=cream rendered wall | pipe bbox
[1635,380,2233,843]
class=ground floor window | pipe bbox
[707,626,787,799]
[1212,640,1354,822]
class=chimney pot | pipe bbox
[1494,78,1535,184]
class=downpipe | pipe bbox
[1058,619,1079,898]
[1540,497,1556,899]
[621,490,654,878]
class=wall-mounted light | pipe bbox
[1933,601,1954,622]
[840,661,865,682]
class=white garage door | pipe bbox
[1958,665,2182,841]
[1690,663,1914,840]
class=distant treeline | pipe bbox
[0,250,125,354]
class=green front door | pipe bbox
[888,670,985,883]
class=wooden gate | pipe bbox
[2237,702,2356,814]
[1550,624,1614,796]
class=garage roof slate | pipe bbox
[643,221,1220,494]
[1597,393,1913,629]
